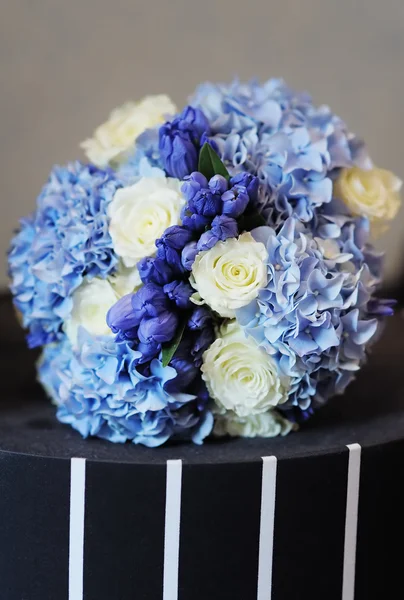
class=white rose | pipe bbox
[213,410,294,438]
[190,232,268,318]
[81,95,176,168]
[202,321,289,417]
[108,177,185,267]
[64,278,119,345]
[334,166,402,236]
[108,261,142,297]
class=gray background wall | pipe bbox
[1,0,403,288]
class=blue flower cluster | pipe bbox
[8,162,121,347]
[106,168,260,382]
[237,218,379,415]
[38,330,212,447]
[190,79,372,225]
[8,78,397,445]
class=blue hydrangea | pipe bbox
[237,218,379,416]
[8,162,121,347]
[190,79,373,225]
[313,197,384,281]
[38,329,213,447]
[117,127,166,185]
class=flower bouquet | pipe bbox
[8,79,401,446]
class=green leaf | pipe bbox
[198,143,230,181]
[239,212,267,232]
[161,320,187,368]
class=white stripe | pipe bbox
[342,443,361,600]
[163,459,183,600]
[257,456,277,600]
[69,458,86,600]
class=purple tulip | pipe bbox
[164,280,193,310]
[208,174,228,195]
[180,106,210,138]
[196,215,238,252]
[181,241,198,271]
[159,225,193,249]
[138,311,179,344]
[165,357,199,391]
[221,185,250,218]
[159,126,198,180]
[131,283,169,321]
[230,172,259,202]
[137,257,173,286]
[188,307,212,331]
[189,189,222,217]
[107,293,140,334]
[211,214,238,240]
[181,172,208,201]
[181,210,211,232]
[159,106,210,180]
[137,340,161,364]
[156,242,182,272]
[196,228,218,252]
[191,328,215,365]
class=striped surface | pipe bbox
[0,441,402,599]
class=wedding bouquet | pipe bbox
[8,79,401,446]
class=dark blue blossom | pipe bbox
[208,174,228,194]
[181,171,257,241]
[163,280,194,309]
[107,293,139,335]
[181,171,208,200]
[155,226,193,272]
[181,241,198,270]
[191,327,215,366]
[137,256,174,286]
[8,162,121,346]
[221,185,250,217]
[158,225,193,250]
[188,307,212,331]
[230,172,259,201]
[138,312,179,345]
[197,215,238,252]
[131,283,169,320]
[159,106,210,179]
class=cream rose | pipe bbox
[202,321,289,417]
[334,166,402,236]
[108,177,185,267]
[81,95,176,168]
[190,232,268,318]
[64,278,119,345]
[213,410,294,438]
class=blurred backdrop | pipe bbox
[1,0,404,288]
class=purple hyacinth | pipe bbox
[137,256,174,286]
[181,241,198,271]
[138,312,179,345]
[197,215,238,252]
[159,106,210,180]
[163,280,194,310]
[221,185,250,218]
